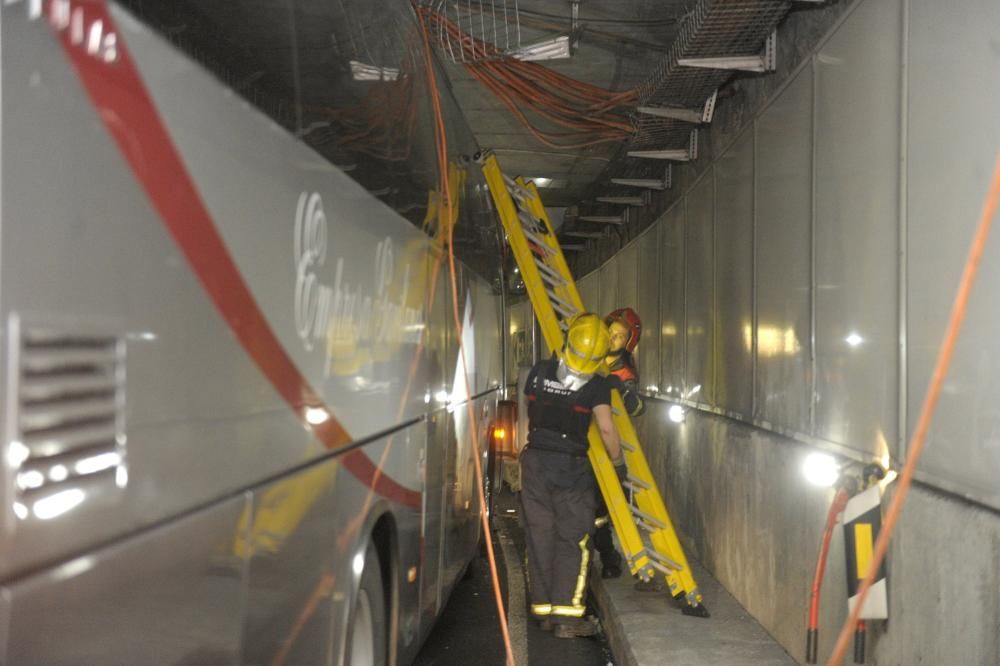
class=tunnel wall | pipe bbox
[568,0,1000,662]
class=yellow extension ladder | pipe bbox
[479,151,709,617]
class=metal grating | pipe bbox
[7,319,127,520]
[628,0,790,149]
[418,0,523,63]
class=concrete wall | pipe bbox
[564,0,1000,662]
[636,408,1000,664]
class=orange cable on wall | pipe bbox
[825,153,1000,664]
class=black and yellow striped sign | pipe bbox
[843,486,888,619]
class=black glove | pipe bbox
[614,459,629,500]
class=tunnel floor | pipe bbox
[414,489,614,665]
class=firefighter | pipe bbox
[520,313,626,638]
[593,308,644,579]
[605,308,644,417]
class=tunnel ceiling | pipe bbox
[122,0,799,273]
[435,0,691,208]
[432,0,795,227]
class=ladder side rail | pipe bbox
[586,418,650,573]
[482,156,566,353]
[609,390,702,602]
[520,180,586,313]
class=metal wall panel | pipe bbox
[685,173,715,406]
[617,242,639,315]
[577,270,600,313]
[636,224,661,393]
[907,0,1000,507]
[714,129,755,418]
[754,69,813,433]
[660,205,686,400]
[599,258,619,319]
[813,0,901,454]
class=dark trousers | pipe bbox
[593,491,621,569]
[519,448,597,618]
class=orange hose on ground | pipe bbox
[825,153,1000,664]
[416,7,517,666]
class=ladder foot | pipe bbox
[681,603,711,619]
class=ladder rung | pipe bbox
[545,288,576,315]
[523,229,554,255]
[620,441,635,452]
[630,506,667,531]
[539,271,566,289]
[551,300,575,319]
[503,174,531,201]
[535,260,565,282]
[646,556,681,576]
[626,474,651,490]
[528,242,555,259]
[638,519,662,533]
[518,210,543,233]
[645,548,683,572]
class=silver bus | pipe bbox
[0,0,504,663]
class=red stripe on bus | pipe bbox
[52,1,420,509]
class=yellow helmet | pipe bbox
[563,313,610,375]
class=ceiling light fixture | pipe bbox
[511,35,572,62]
[350,60,399,81]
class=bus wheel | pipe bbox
[347,542,387,666]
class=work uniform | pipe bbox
[606,349,644,417]
[520,358,612,620]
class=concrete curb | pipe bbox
[590,557,796,666]
[591,563,638,666]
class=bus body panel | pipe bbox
[0,0,499,662]
[3,494,248,665]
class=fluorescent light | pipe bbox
[531,177,552,187]
[803,453,839,487]
[512,35,571,62]
[350,60,399,81]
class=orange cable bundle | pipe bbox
[417,5,638,149]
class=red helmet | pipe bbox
[605,308,642,353]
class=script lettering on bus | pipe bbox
[10,0,119,63]
[293,191,424,360]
